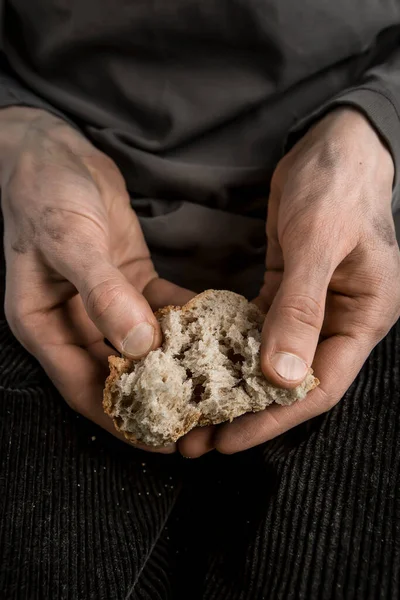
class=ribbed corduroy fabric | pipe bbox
[0,246,399,599]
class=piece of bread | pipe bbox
[103,290,318,446]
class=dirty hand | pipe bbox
[216,107,400,453]
[0,107,192,451]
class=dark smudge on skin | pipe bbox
[11,217,36,254]
[40,206,68,243]
[372,216,397,247]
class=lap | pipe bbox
[0,228,399,599]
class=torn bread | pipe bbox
[103,290,318,446]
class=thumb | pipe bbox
[70,257,161,359]
[261,257,331,388]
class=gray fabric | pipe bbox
[136,199,266,296]
[1,1,400,281]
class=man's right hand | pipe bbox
[0,107,193,452]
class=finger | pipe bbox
[262,180,334,387]
[320,292,362,339]
[143,278,196,310]
[215,331,371,454]
[252,270,283,312]
[39,341,176,453]
[260,242,335,388]
[178,425,216,458]
[57,250,161,359]
[4,251,102,353]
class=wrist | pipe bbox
[352,108,396,190]
[0,107,85,177]
[317,106,395,188]
[0,107,51,152]
[0,106,94,181]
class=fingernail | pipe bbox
[122,322,155,357]
[271,352,308,381]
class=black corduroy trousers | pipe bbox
[0,247,399,600]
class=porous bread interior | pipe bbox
[104,290,317,446]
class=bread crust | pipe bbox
[153,289,228,320]
[103,355,139,443]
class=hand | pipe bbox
[214,107,400,453]
[1,108,193,452]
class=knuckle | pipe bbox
[353,309,390,343]
[362,285,400,340]
[85,279,125,322]
[277,294,324,330]
[373,312,393,339]
[316,385,338,412]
